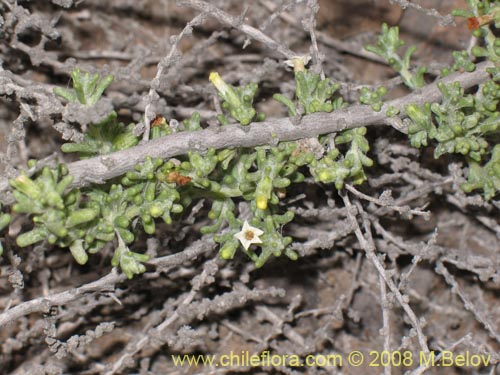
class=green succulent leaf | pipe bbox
[461,145,500,200]
[111,234,149,279]
[359,86,387,112]
[209,72,257,125]
[365,23,426,90]
[61,112,139,158]
[54,68,114,106]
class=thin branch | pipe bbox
[104,259,219,375]
[0,238,215,328]
[397,231,437,291]
[59,61,493,189]
[389,0,455,27]
[177,0,296,59]
[435,261,500,345]
[345,184,430,218]
[304,0,323,76]
[340,191,430,354]
[258,0,388,65]
[379,269,392,375]
[408,334,472,375]
[142,14,205,141]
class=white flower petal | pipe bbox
[233,220,264,250]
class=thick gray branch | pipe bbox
[67,61,493,188]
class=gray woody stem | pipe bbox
[67,61,493,188]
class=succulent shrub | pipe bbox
[3,0,500,277]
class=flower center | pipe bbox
[244,230,254,241]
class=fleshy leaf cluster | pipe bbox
[209,72,264,125]
[359,86,387,112]
[462,145,500,200]
[9,158,188,278]
[61,112,139,157]
[274,70,342,116]
[54,69,138,157]
[453,0,500,62]
[406,78,500,198]
[54,68,114,106]
[365,23,426,90]
[407,80,500,158]
[310,128,373,189]
[196,142,310,267]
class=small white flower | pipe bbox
[284,55,311,72]
[234,220,264,250]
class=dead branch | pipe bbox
[0,238,215,328]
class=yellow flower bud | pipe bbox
[256,195,268,210]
